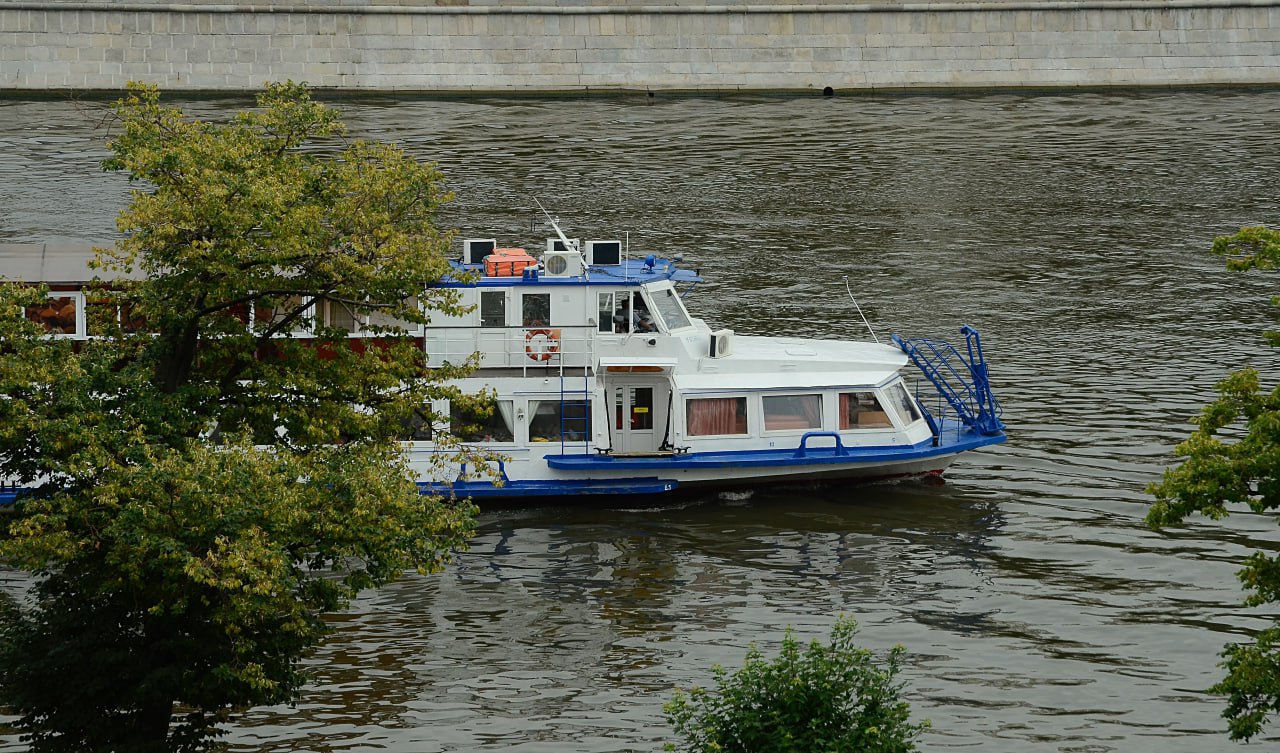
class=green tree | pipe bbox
[664,617,929,753]
[0,82,481,752]
[1148,225,1280,742]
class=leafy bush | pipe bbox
[664,617,929,753]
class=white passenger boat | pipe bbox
[0,226,1005,504]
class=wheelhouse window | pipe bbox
[888,383,923,425]
[24,292,84,338]
[650,287,692,331]
[686,396,748,436]
[598,291,621,332]
[530,399,591,442]
[763,394,822,431]
[481,290,507,328]
[451,399,515,443]
[839,392,893,429]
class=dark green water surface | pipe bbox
[2,89,1280,751]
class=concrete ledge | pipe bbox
[1,0,1279,12]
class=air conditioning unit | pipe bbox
[546,237,580,255]
[709,329,734,358]
[542,250,584,278]
[585,240,622,266]
[462,238,496,265]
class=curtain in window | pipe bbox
[687,397,743,436]
[839,393,853,430]
[496,401,515,437]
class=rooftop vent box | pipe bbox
[463,238,496,265]
[543,250,584,277]
[710,329,734,359]
[586,240,622,266]
[546,237,580,255]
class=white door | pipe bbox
[611,380,669,454]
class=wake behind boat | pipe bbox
[0,223,1005,504]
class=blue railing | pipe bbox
[892,324,1004,437]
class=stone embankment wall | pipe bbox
[0,0,1277,92]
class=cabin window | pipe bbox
[323,299,360,334]
[481,291,506,328]
[451,399,515,443]
[256,295,313,334]
[763,394,822,431]
[398,402,444,442]
[522,293,551,327]
[24,292,84,338]
[529,399,591,442]
[686,396,748,436]
[839,392,893,429]
[888,384,923,425]
[650,287,692,331]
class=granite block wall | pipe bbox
[0,1,1276,91]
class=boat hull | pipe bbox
[414,422,1004,500]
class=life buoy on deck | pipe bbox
[525,328,561,362]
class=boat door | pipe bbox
[611,379,670,455]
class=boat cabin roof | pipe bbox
[0,242,142,285]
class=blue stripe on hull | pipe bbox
[417,477,679,498]
[546,427,1006,471]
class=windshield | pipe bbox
[648,287,692,331]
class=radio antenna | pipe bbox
[844,275,880,344]
[534,198,579,254]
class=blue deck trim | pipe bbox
[546,425,1006,471]
[442,257,701,288]
[417,477,679,498]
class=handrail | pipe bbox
[892,325,1004,437]
[794,431,848,458]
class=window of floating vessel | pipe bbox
[888,383,923,425]
[323,299,360,334]
[450,399,515,443]
[480,290,507,328]
[838,392,893,429]
[597,292,617,332]
[763,394,822,431]
[529,399,591,442]
[398,401,447,442]
[650,287,692,331]
[23,292,83,338]
[686,396,748,436]
[256,295,313,334]
[522,293,551,328]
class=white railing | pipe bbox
[423,325,600,375]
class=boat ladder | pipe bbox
[891,325,1004,437]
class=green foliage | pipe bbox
[663,617,929,753]
[0,82,479,752]
[1148,224,1280,742]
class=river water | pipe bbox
[2,89,1280,751]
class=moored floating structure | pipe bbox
[0,227,1005,503]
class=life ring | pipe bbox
[525,328,560,362]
